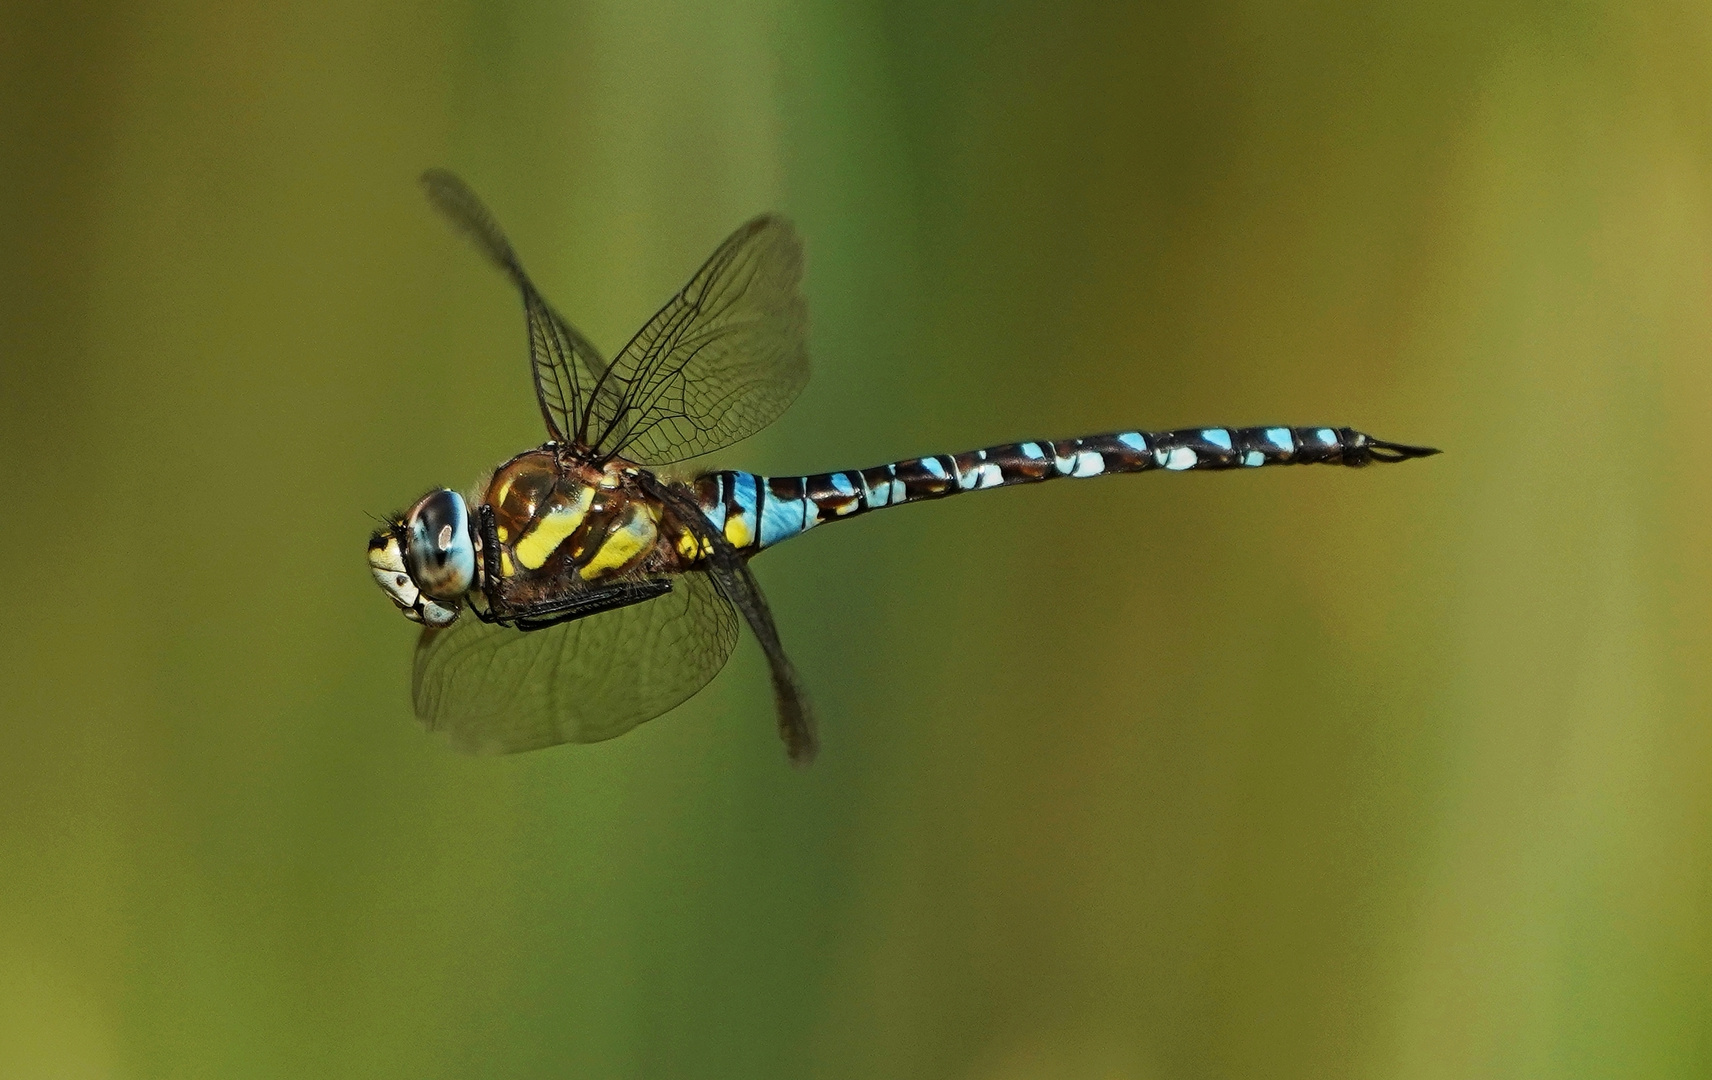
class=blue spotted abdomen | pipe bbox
[693,425,1436,555]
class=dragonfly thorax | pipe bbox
[483,448,679,593]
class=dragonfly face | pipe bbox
[368,488,476,628]
[368,169,1433,765]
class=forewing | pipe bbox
[588,215,808,465]
[411,571,739,755]
[420,169,617,443]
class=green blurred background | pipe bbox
[3,1,1709,1076]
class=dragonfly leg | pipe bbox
[504,579,675,632]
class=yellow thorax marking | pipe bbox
[513,486,595,571]
[486,470,528,528]
[578,501,660,580]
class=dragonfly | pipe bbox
[368,170,1438,766]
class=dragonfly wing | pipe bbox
[420,169,619,442]
[698,545,816,765]
[589,215,809,465]
[642,474,817,764]
[411,570,739,755]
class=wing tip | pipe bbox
[786,731,820,769]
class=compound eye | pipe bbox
[405,489,476,600]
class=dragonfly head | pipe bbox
[368,488,477,628]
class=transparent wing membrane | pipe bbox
[590,215,808,464]
[642,474,817,764]
[412,571,739,755]
[422,171,808,464]
[420,170,617,443]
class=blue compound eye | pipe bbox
[405,489,476,601]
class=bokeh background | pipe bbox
[3,1,1709,1077]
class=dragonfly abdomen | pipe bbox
[695,425,1437,555]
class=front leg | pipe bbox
[507,579,674,631]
